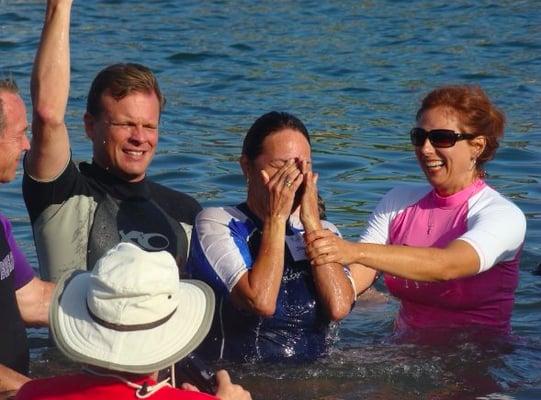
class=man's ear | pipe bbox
[83,112,95,140]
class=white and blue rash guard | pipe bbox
[186,203,344,362]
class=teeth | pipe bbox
[125,150,143,156]
[426,160,444,168]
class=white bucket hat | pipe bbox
[50,242,215,374]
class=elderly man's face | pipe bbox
[0,92,30,183]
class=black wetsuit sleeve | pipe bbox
[22,159,82,223]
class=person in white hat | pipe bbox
[15,242,251,400]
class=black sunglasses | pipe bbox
[410,128,476,148]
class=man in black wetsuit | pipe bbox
[0,79,54,394]
[24,0,201,283]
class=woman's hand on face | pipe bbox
[260,159,302,222]
[305,229,354,266]
[299,160,321,232]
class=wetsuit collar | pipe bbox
[80,161,151,201]
[237,202,296,234]
[237,202,263,230]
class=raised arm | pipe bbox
[299,164,354,321]
[230,160,303,316]
[26,0,73,180]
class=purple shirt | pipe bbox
[0,213,34,290]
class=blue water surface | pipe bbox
[1,1,540,399]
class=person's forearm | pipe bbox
[32,0,72,124]
[16,278,55,326]
[0,364,30,393]
[233,217,286,316]
[305,223,353,320]
[349,262,378,295]
[350,240,480,282]
[28,0,72,179]
[307,230,481,282]
[311,262,354,320]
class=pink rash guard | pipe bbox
[359,179,526,334]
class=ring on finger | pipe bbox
[285,179,292,188]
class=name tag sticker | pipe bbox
[285,233,307,261]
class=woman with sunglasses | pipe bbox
[306,85,526,336]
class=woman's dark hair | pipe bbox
[242,111,324,218]
[242,111,311,161]
[416,85,505,170]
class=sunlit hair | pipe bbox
[86,63,165,117]
[0,78,20,135]
[242,111,311,161]
[416,85,505,170]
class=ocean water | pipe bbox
[1,1,540,399]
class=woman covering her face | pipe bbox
[307,85,526,337]
[186,111,355,362]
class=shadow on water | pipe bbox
[217,333,541,400]
[25,314,541,400]
[24,264,541,400]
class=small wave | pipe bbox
[0,40,18,49]
[167,51,229,63]
[230,43,254,52]
[0,12,30,22]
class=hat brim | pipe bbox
[50,270,215,374]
